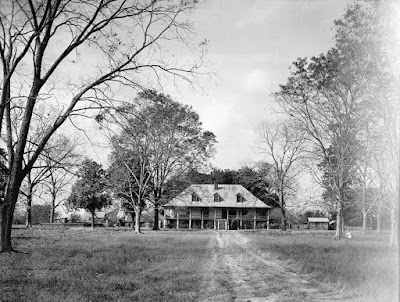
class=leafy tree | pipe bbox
[69,213,82,223]
[185,169,214,185]
[104,90,216,230]
[30,204,56,225]
[0,0,204,252]
[235,165,279,208]
[210,169,238,184]
[66,159,109,229]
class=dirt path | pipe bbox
[200,232,351,302]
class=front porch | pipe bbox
[163,207,270,230]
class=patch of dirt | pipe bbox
[200,232,352,302]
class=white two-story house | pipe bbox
[162,183,271,230]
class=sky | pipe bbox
[80,0,352,175]
[21,0,354,214]
[165,0,352,170]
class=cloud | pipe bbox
[243,69,270,94]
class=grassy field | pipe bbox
[0,228,212,302]
[247,230,399,302]
[0,228,398,301]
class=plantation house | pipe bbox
[162,184,271,230]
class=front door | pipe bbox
[218,220,227,230]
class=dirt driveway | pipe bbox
[200,231,351,302]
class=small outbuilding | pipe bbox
[308,217,329,230]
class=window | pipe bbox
[236,193,243,203]
[257,209,267,217]
[192,193,200,202]
[214,193,220,202]
[228,209,236,216]
[202,209,209,218]
[222,209,227,219]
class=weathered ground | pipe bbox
[200,231,352,302]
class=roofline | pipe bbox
[163,205,271,209]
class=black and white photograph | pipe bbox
[0,0,399,301]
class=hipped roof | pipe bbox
[165,184,270,209]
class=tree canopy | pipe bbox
[275,0,399,242]
[0,0,205,252]
[66,159,109,228]
[104,90,217,230]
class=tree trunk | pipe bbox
[25,195,32,228]
[376,204,382,233]
[50,203,55,223]
[279,191,286,231]
[129,212,135,229]
[25,178,33,228]
[281,210,287,231]
[91,212,95,229]
[0,175,23,252]
[389,208,398,247]
[0,203,10,252]
[334,201,343,240]
[50,193,56,223]
[361,208,367,234]
[1,205,15,252]
[134,205,141,234]
[152,207,160,231]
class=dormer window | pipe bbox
[192,193,200,202]
[236,193,243,203]
[214,193,221,202]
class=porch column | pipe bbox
[214,209,217,230]
[240,209,243,229]
[201,209,204,229]
[267,209,270,230]
[177,212,180,230]
[189,208,192,229]
[253,209,257,230]
[163,209,167,229]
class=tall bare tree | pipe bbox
[20,132,80,227]
[0,0,204,252]
[275,52,362,240]
[108,132,153,234]
[256,120,305,231]
[333,1,399,245]
[40,134,81,223]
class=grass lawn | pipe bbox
[0,228,213,302]
[246,230,399,302]
[1,228,398,301]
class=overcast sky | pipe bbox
[83,0,352,172]
[168,0,352,170]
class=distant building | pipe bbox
[308,217,329,230]
[163,183,271,230]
